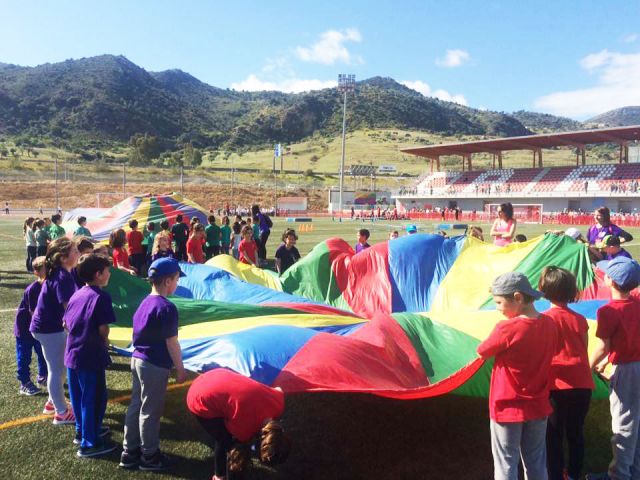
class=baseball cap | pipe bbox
[602,234,621,247]
[491,272,543,299]
[597,256,640,291]
[564,228,582,240]
[406,224,417,233]
[148,257,185,279]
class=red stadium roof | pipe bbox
[401,125,640,170]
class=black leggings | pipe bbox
[258,230,270,261]
[546,388,592,480]
[195,416,233,477]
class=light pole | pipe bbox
[338,74,355,218]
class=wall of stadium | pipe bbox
[394,195,640,214]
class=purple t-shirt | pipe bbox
[63,286,116,370]
[132,295,179,369]
[151,249,174,262]
[14,281,42,338]
[607,248,633,261]
[587,223,624,245]
[71,268,84,289]
[30,268,77,334]
[355,242,370,254]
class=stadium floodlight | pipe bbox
[338,74,355,217]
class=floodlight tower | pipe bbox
[338,74,355,217]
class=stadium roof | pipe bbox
[401,125,640,170]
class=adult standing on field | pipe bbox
[251,205,272,264]
[490,203,517,247]
[586,206,633,263]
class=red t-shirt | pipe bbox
[477,314,559,422]
[239,239,257,265]
[112,247,131,269]
[186,236,205,264]
[545,306,595,391]
[186,369,284,442]
[126,230,144,255]
[596,297,640,364]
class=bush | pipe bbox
[304,168,314,177]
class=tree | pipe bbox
[129,134,161,166]
[182,142,203,167]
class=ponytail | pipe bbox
[45,237,75,279]
[227,419,291,474]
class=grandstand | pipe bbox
[394,126,640,216]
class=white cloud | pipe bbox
[436,49,471,68]
[231,74,337,93]
[534,49,640,118]
[401,80,468,105]
[295,28,363,65]
[623,33,638,43]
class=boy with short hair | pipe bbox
[170,215,189,261]
[126,219,145,275]
[14,256,48,396]
[204,215,221,260]
[602,235,632,261]
[120,257,186,471]
[71,237,95,289]
[74,216,92,238]
[477,272,559,480]
[49,214,66,240]
[63,253,117,458]
[275,229,301,275]
[589,257,640,480]
[355,229,371,253]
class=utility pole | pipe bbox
[180,165,184,194]
[122,163,126,198]
[338,74,355,218]
[54,156,59,211]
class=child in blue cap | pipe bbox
[120,257,186,471]
[589,256,640,480]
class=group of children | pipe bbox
[480,257,640,480]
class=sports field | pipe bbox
[0,216,631,479]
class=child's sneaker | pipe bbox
[76,440,117,458]
[42,399,55,414]
[73,426,111,445]
[139,449,170,471]
[36,375,47,389]
[52,408,75,425]
[118,448,141,469]
[19,382,41,396]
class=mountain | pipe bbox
[0,55,536,148]
[509,110,583,132]
[587,106,640,127]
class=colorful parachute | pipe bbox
[63,193,208,242]
[106,233,610,399]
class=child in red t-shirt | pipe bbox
[126,219,145,274]
[186,369,290,479]
[238,225,258,266]
[538,266,594,480]
[589,256,640,480]
[109,228,137,275]
[477,272,559,480]
[186,224,205,264]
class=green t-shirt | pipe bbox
[171,222,189,243]
[35,229,49,247]
[220,225,231,245]
[49,224,66,240]
[205,224,221,248]
[74,226,91,238]
[145,231,157,254]
[252,223,260,240]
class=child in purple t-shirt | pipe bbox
[355,228,371,254]
[63,253,117,458]
[14,256,48,396]
[120,257,186,471]
[30,237,80,425]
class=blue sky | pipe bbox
[1,0,638,119]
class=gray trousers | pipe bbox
[32,331,67,414]
[123,357,170,456]
[609,362,640,480]
[490,418,549,480]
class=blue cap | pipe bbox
[148,257,185,279]
[406,224,417,233]
[597,256,640,290]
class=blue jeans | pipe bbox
[15,336,47,384]
[67,368,108,448]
